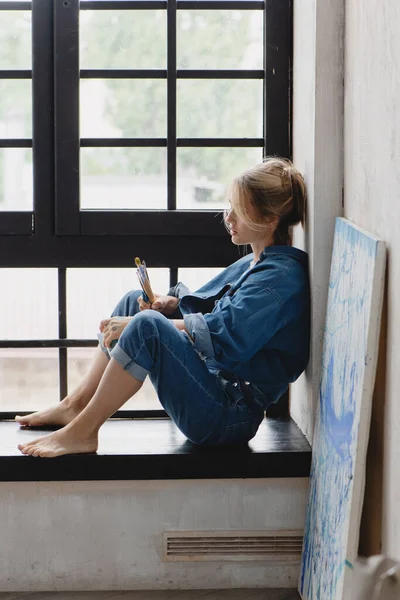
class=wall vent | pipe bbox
[163,530,303,562]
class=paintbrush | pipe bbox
[135,256,156,304]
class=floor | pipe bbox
[0,592,300,600]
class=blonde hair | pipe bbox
[227,156,307,245]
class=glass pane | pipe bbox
[80,10,167,69]
[177,10,263,69]
[67,268,170,339]
[80,147,167,209]
[0,269,58,339]
[0,148,33,210]
[80,79,166,138]
[68,347,96,396]
[0,80,32,138]
[0,11,31,69]
[177,79,263,138]
[0,348,58,412]
[177,147,263,209]
[179,267,224,293]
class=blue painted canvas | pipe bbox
[299,218,386,600]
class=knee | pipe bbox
[112,289,142,317]
[123,309,170,340]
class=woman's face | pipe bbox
[224,193,263,246]
[225,203,254,246]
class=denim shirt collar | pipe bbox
[259,245,308,264]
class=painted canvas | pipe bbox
[299,218,386,600]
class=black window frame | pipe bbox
[0,0,292,420]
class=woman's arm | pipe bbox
[183,281,287,369]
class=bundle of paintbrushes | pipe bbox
[135,256,156,305]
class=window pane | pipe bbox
[177,10,263,69]
[0,348,58,412]
[0,148,32,210]
[67,268,169,338]
[177,79,263,138]
[0,80,32,138]
[177,147,263,209]
[80,147,167,209]
[179,267,224,293]
[80,79,166,139]
[80,10,167,69]
[0,11,31,69]
[0,269,58,339]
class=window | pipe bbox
[0,0,292,419]
[0,2,32,235]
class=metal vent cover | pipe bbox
[163,530,303,562]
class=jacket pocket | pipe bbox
[216,371,246,407]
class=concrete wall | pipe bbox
[344,0,400,559]
[291,0,400,562]
[0,478,308,591]
[290,0,344,442]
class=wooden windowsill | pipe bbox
[0,417,311,482]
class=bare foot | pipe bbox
[18,425,98,458]
[15,395,88,428]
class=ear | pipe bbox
[265,215,279,229]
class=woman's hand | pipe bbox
[137,294,179,316]
[99,316,133,348]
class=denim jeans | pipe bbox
[100,290,264,446]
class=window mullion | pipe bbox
[167,0,177,211]
[58,267,68,401]
[169,267,178,289]
[264,0,291,158]
[32,0,55,238]
[54,0,80,234]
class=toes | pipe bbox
[19,438,40,448]
[38,449,52,458]
[16,415,44,428]
[17,443,32,455]
[18,440,41,455]
[18,444,45,457]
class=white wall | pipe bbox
[291,0,344,442]
[344,0,400,559]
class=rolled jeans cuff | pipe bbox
[110,343,150,382]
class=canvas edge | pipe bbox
[296,217,342,600]
[341,236,387,599]
[336,216,384,244]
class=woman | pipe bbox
[16,157,310,457]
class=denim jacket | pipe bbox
[170,246,310,411]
